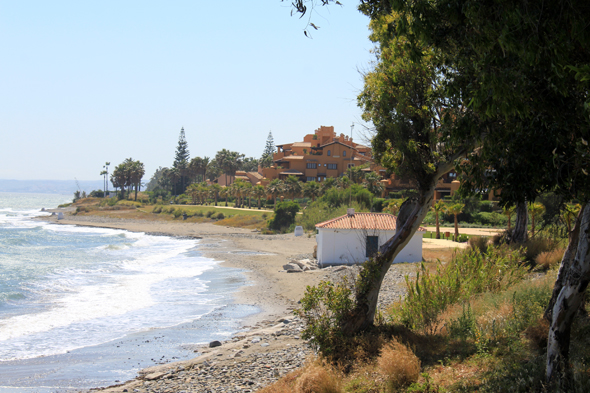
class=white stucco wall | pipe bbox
[316,228,424,266]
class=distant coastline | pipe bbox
[0,179,103,194]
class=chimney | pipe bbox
[347,208,355,216]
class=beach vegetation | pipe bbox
[268,201,300,232]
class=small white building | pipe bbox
[315,211,425,266]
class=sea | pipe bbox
[0,192,257,392]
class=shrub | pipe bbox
[458,234,469,242]
[377,340,421,390]
[535,248,564,270]
[372,198,387,212]
[395,246,527,332]
[295,361,343,393]
[468,236,489,254]
[215,212,225,220]
[268,201,300,232]
[295,279,355,357]
[206,210,216,218]
[195,210,204,217]
[522,236,557,263]
[152,206,162,214]
[173,209,183,218]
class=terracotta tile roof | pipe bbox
[283,156,304,160]
[248,172,263,179]
[316,213,397,230]
[316,212,427,231]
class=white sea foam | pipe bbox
[0,197,227,361]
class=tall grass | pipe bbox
[377,340,421,390]
[394,246,527,332]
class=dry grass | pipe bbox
[377,339,421,390]
[257,369,303,393]
[216,214,267,229]
[423,248,458,263]
[535,248,564,270]
[295,361,344,393]
[523,318,550,350]
[258,360,343,393]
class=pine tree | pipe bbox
[173,127,190,195]
[260,131,275,168]
[173,127,190,169]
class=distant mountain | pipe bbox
[0,180,105,195]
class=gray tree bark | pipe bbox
[340,161,457,335]
[546,204,590,385]
[511,201,528,244]
[544,206,584,321]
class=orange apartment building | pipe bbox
[219,124,478,200]
[262,126,373,183]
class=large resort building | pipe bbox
[262,126,373,183]
[221,125,476,200]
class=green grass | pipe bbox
[144,204,270,217]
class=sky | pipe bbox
[1,1,374,181]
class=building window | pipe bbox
[343,151,346,157]
[306,162,317,169]
[327,150,331,156]
[306,177,315,182]
[366,236,379,258]
[347,163,355,169]
[318,177,321,181]
[327,163,337,170]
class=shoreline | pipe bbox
[29,213,459,392]
[39,214,325,328]
[34,214,327,392]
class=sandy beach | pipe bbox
[33,213,467,393]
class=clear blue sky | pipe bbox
[1,1,373,181]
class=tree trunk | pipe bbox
[342,187,436,335]
[546,204,590,386]
[545,205,585,321]
[435,211,440,239]
[454,213,459,241]
[511,201,528,244]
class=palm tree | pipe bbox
[363,171,384,196]
[432,200,445,239]
[445,203,465,241]
[320,177,336,194]
[562,204,581,233]
[130,160,145,201]
[303,181,321,202]
[336,175,351,190]
[266,179,283,206]
[103,162,110,196]
[346,165,365,184]
[231,180,247,208]
[252,185,266,209]
[196,183,207,204]
[243,182,253,208]
[503,205,516,231]
[210,183,222,206]
[186,183,199,204]
[169,168,180,198]
[284,175,302,201]
[219,186,230,207]
[528,202,545,238]
[188,157,203,183]
[201,156,210,182]
[100,169,108,197]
